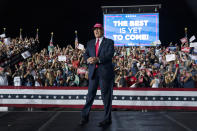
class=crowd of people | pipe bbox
[0,38,197,88]
[0,44,88,87]
[113,44,197,88]
[0,37,39,67]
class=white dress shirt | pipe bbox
[95,37,103,63]
[95,37,103,48]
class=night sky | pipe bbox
[1,0,197,48]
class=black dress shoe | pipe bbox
[79,118,89,126]
[98,120,112,127]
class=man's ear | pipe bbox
[101,29,104,36]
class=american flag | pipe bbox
[1,87,197,110]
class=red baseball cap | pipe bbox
[93,23,103,29]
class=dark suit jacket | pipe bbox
[84,37,114,80]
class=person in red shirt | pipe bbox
[72,56,80,68]
[126,71,137,87]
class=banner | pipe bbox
[77,67,87,74]
[58,56,66,61]
[190,42,197,47]
[180,37,188,44]
[104,13,159,46]
[0,34,5,38]
[77,43,85,50]
[1,87,197,110]
[190,35,196,42]
[21,51,31,59]
[189,55,197,60]
[166,54,176,62]
[181,47,190,53]
[194,47,197,54]
[168,46,176,51]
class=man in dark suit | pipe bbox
[79,23,114,127]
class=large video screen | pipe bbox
[104,13,159,46]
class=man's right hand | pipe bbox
[87,57,99,64]
[87,57,94,64]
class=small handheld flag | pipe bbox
[50,32,54,46]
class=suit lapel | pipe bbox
[98,38,105,56]
[91,39,96,57]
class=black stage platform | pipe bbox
[0,111,197,131]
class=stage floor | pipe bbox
[0,111,197,131]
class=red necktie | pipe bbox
[95,39,99,68]
[95,39,99,56]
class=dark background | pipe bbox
[1,0,197,48]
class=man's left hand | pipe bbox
[90,57,99,64]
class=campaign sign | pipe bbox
[58,56,67,62]
[21,51,31,59]
[104,13,159,46]
[169,46,177,51]
[166,54,176,62]
[181,47,190,53]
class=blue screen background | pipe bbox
[104,13,159,46]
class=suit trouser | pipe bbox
[81,69,113,121]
